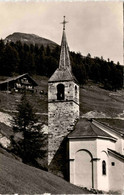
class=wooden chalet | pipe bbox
[0,73,38,92]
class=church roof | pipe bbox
[49,18,77,83]
[94,119,124,137]
[59,30,71,71]
[48,68,77,83]
[108,149,124,160]
[68,118,116,141]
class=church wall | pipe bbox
[69,139,97,189]
[48,101,78,163]
[93,120,123,155]
[96,139,115,191]
[74,150,92,188]
[69,139,97,159]
[121,137,124,155]
[48,78,79,167]
[48,100,79,178]
[48,81,79,104]
[109,154,124,193]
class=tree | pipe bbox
[0,39,5,75]
[2,44,19,75]
[90,63,101,83]
[10,93,46,168]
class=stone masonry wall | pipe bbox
[48,81,79,105]
[48,101,79,164]
[48,80,79,178]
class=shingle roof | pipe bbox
[68,118,116,141]
[59,30,71,71]
[0,73,38,86]
[48,68,77,83]
[108,148,124,160]
[0,73,27,84]
[49,29,77,83]
[94,119,124,137]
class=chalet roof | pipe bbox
[49,28,77,83]
[68,118,116,141]
[0,73,38,86]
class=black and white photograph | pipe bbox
[0,0,124,194]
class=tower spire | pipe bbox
[49,16,77,83]
[59,16,71,71]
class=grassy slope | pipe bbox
[80,83,124,117]
[0,152,90,194]
[1,76,124,115]
[0,75,124,128]
[0,76,48,124]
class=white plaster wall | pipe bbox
[109,154,124,193]
[96,139,115,191]
[93,121,123,154]
[69,138,118,192]
[121,138,124,155]
[97,151,109,191]
[69,139,98,189]
[75,150,92,188]
[69,139,97,159]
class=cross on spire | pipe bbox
[61,16,68,30]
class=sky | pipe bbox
[0,1,123,64]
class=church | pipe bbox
[48,17,124,193]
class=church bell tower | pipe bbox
[48,17,79,176]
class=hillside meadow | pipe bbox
[0,75,124,124]
[0,152,91,194]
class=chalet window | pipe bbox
[57,84,65,100]
[102,160,106,175]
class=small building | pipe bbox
[0,73,38,92]
[68,118,124,193]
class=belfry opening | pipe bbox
[57,84,65,100]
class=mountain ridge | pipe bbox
[4,32,58,50]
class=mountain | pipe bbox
[4,32,58,50]
[0,152,90,194]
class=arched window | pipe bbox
[57,84,65,100]
[75,85,77,96]
[102,160,106,175]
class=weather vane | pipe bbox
[61,16,68,30]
